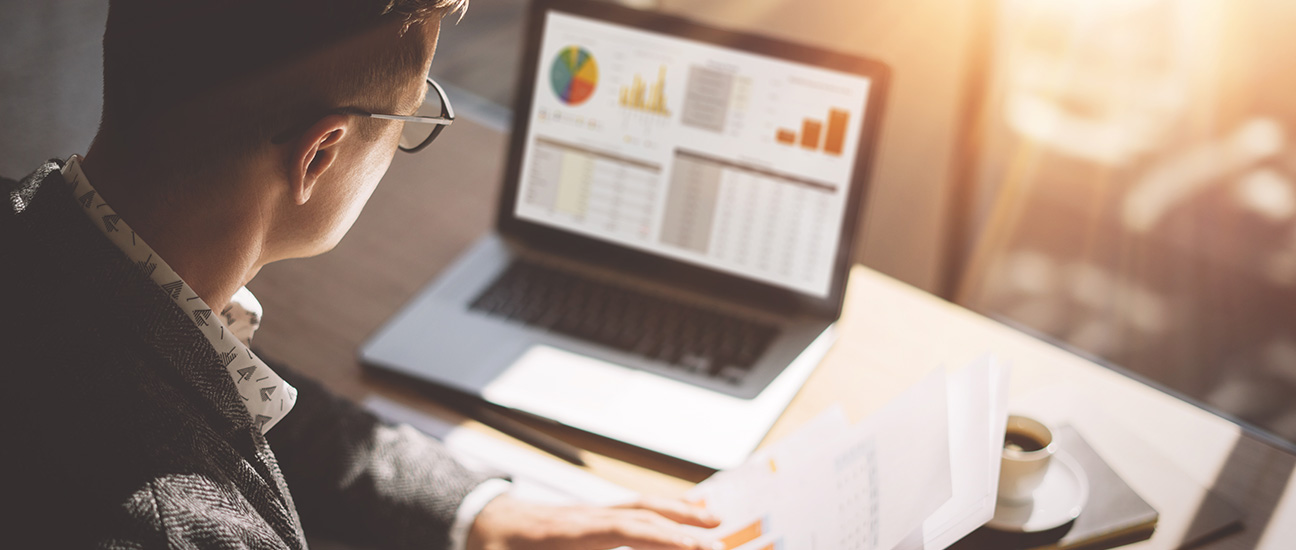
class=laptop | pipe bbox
[361,0,889,469]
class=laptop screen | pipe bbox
[513,10,875,298]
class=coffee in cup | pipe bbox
[998,415,1056,503]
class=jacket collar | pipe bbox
[5,161,306,546]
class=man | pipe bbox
[1,1,722,548]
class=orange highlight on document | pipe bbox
[720,517,768,549]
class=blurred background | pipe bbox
[4,0,1294,447]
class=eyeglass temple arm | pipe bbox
[366,113,454,125]
[366,78,455,125]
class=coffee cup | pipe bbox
[998,414,1056,503]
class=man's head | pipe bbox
[88,0,465,262]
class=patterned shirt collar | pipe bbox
[62,155,297,433]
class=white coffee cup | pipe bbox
[998,414,1056,503]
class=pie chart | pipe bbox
[550,46,598,106]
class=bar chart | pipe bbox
[774,107,850,155]
[618,65,671,116]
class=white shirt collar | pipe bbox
[62,155,297,434]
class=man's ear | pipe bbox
[287,114,350,205]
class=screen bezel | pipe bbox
[496,0,891,318]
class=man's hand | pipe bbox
[466,494,725,550]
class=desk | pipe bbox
[249,117,1296,550]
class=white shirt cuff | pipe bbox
[447,478,512,550]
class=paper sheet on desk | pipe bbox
[686,357,1010,550]
[894,355,1011,550]
[686,369,954,550]
[364,396,637,506]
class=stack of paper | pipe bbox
[366,355,1009,550]
[686,356,1010,550]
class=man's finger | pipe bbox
[616,496,723,528]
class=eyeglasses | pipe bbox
[371,77,455,153]
[271,76,455,153]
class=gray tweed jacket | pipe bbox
[1,161,496,549]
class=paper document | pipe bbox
[366,355,1009,550]
[687,356,1009,550]
[895,355,1011,550]
[686,369,955,550]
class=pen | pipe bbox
[467,402,587,467]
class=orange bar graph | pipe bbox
[773,108,849,155]
[800,119,822,149]
[721,518,766,549]
[824,108,849,155]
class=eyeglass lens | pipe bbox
[398,88,446,150]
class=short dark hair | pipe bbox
[99,0,466,175]
[101,0,465,132]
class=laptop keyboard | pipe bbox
[469,261,780,383]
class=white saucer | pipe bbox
[987,452,1089,533]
